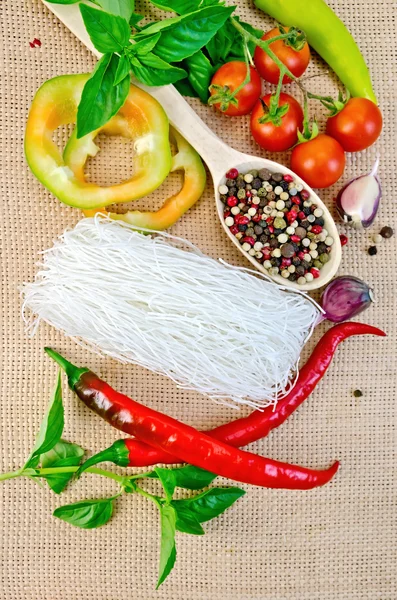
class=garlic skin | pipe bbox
[336,157,381,229]
[321,276,374,322]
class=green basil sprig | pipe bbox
[0,369,245,588]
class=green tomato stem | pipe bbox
[230,18,297,83]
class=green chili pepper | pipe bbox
[254,0,377,103]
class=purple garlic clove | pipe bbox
[321,276,374,323]
[335,157,381,228]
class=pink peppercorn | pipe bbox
[310,268,320,279]
[300,189,310,200]
[281,258,292,267]
[311,225,323,234]
[230,225,239,235]
[283,174,294,182]
[339,234,348,246]
[242,236,255,246]
[290,235,301,243]
[227,196,238,207]
[226,168,239,179]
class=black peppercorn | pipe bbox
[380,226,394,239]
[252,178,262,189]
[272,173,283,182]
[368,246,377,256]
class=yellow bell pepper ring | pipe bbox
[25,74,172,209]
[82,128,207,230]
[254,0,377,104]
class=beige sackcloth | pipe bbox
[0,0,396,598]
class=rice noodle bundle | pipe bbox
[22,217,320,409]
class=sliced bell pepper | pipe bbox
[25,74,172,209]
[82,128,207,230]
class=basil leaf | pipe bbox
[172,487,245,522]
[173,503,205,535]
[205,17,235,64]
[229,18,263,59]
[154,467,176,501]
[77,53,130,138]
[172,465,217,490]
[80,3,131,54]
[173,78,198,97]
[157,504,177,588]
[130,53,186,86]
[149,0,201,13]
[96,0,135,22]
[130,32,161,56]
[152,5,235,62]
[41,440,84,494]
[129,12,144,28]
[54,498,114,529]
[113,53,131,85]
[184,50,214,103]
[25,371,64,467]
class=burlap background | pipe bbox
[1,0,396,598]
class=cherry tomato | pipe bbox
[326,98,383,152]
[254,27,310,85]
[209,61,261,116]
[250,92,304,152]
[290,134,345,188]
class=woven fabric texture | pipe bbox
[0,0,396,598]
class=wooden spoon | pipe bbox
[42,1,341,291]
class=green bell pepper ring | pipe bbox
[81,128,207,230]
[25,74,172,209]
[254,0,377,103]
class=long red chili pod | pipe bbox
[45,348,339,490]
[91,322,386,467]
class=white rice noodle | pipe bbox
[22,216,321,409]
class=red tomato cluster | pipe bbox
[209,26,382,189]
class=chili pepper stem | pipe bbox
[44,347,89,389]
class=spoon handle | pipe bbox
[42,0,242,177]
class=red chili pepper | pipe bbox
[45,349,339,490]
[77,322,384,467]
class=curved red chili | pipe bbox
[45,348,339,490]
[100,322,386,466]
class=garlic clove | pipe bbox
[335,157,381,229]
[321,275,374,323]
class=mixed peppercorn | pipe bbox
[220,168,334,284]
